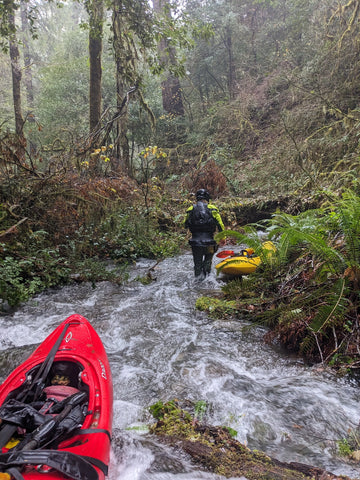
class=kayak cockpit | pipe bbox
[2,361,88,405]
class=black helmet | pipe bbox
[49,361,80,385]
[196,189,210,201]
[51,362,73,377]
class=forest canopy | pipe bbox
[1,0,360,312]
[1,0,359,190]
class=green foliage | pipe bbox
[215,228,262,251]
[195,296,238,318]
[0,250,71,307]
[223,426,238,438]
[93,207,182,260]
[35,33,89,145]
[308,278,348,333]
[266,210,343,271]
[213,190,360,369]
[338,426,360,455]
[337,438,353,458]
[0,236,129,308]
[149,400,185,421]
[221,277,259,300]
[194,400,207,422]
[0,162,183,308]
[326,189,360,267]
[0,0,18,52]
[0,199,184,308]
[267,192,360,361]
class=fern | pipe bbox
[216,192,360,367]
[266,209,347,276]
[215,227,263,251]
[327,189,360,267]
[299,335,317,357]
[309,278,348,333]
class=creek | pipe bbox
[0,253,359,479]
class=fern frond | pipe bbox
[309,278,348,333]
[267,210,346,274]
[332,190,360,266]
[215,227,262,251]
[299,335,317,356]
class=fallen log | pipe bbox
[149,400,353,480]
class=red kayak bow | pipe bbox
[0,314,113,480]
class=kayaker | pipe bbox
[184,189,225,280]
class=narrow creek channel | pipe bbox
[0,253,359,479]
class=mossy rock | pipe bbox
[195,296,238,318]
[149,399,353,480]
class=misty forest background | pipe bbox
[1,0,360,374]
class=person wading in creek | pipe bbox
[184,189,225,281]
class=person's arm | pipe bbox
[209,205,224,231]
[184,206,193,229]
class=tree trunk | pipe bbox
[20,0,36,155]
[161,75,185,116]
[225,25,236,100]
[20,1,34,114]
[153,0,185,116]
[88,0,104,133]
[9,12,24,136]
[112,3,130,173]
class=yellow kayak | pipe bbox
[215,241,276,276]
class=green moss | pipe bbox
[134,273,154,285]
[337,438,353,457]
[148,400,316,479]
[195,296,238,318]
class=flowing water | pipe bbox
[0,253,360,479]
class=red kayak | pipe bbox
[0,314,113,480]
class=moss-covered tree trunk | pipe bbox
[9,12,24,136]
[112,2,130,174]
[88,0,104,134]
[20,0,36,156]
[152,0,184,116]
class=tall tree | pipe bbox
[111,0,154,173]
[86,0,104,133]
[21,0,36,155]
[20,0,34,114]
[153,0,184,116]
[0,0,17,51]
[112,1,132,172]
[8,10,24,136]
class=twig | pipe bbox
[0,217,28,238]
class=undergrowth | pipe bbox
[207,189,360,373]
[0,204,184,309]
